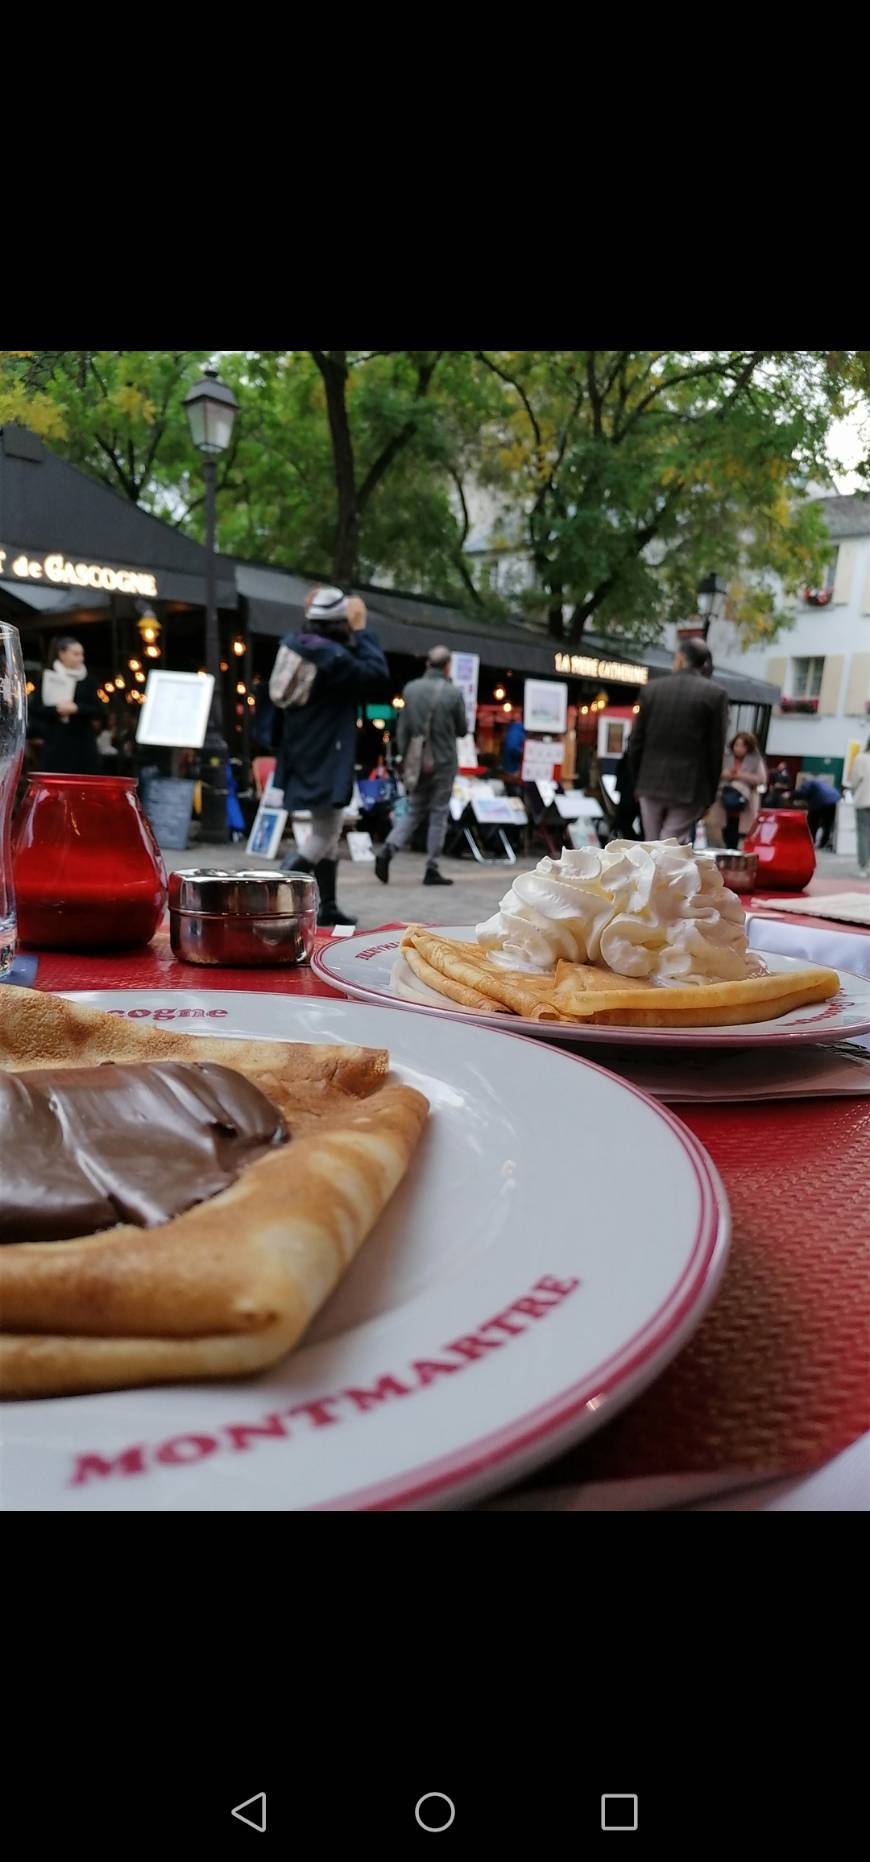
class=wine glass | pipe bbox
[1,622,28,976]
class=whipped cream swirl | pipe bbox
[476,840,766,984]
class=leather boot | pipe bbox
[313,858,357,928]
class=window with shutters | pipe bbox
[804,551,837,606]
[792,657,825,698]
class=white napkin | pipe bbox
[754,892,870,928]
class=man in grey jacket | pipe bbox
[375,645,468,886]
[628,638,729,843]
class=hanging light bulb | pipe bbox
[231,637,246,657]
[137,608,161,647]
[494,686,506,701]
[236,681,246,696]
[128,658,141,672]
[502,701,512,713]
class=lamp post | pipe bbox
[183,365,239,842]
[696,572,728,639]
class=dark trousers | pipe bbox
[808,804,836,850]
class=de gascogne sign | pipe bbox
[0,546,157,599]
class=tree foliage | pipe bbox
[473,350,869,646]
[1,348,867,651]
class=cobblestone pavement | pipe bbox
[161,840,865,934]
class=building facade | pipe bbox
[703,495,870,790]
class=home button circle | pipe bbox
[415,1793,456,1832]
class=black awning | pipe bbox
[244,590,582,675]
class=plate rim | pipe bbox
[48,987,731,1511]
[311,927,870,1049]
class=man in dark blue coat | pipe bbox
[270,587,389,925]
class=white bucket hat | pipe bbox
[306,586,349,624]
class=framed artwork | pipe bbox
[598,715,632,758]
[523,679,568,734]
[246,803,288,861]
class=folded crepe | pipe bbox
[0,986,428,1399]
[400,928,840,1027]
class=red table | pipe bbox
[23,921,870,1509]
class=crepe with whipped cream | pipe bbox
[401,841,840,1027]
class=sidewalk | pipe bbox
[161,842,867,935]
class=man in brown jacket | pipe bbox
[628,638,728,843]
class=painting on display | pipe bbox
[523,679,568,734]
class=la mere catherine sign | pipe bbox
[0,546,158,599]
[554,651,648,685]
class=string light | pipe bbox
[220,660,229,672]
[231,637,246,657]
[632,704,640,715]
[502,701,512,713]
[135,670,145,683]
[392,696,405,708]
[580,705,589,715]
[145,645,161,659]
[371,718,385,730]
[128,658,141,671]
[115,673,126,687]
[236,681,246,696]
[26,679,35,695]
[247,695,256,708]
[494,686,506,701]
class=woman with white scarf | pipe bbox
[30,635,105,774]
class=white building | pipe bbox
[701,494,870,787]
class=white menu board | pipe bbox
[136,671,215,749]
[521,738,560,783]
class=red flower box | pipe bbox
[779,696,819,714]
[804,587,832,606]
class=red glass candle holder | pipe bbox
[12,775,168,950]
[742,807,816,892]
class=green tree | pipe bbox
[473,350,869,647]
[0,350,214,505]
[209,350,500,597]
[3,349,866,653]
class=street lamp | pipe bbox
[183,364,239,842]
[697,572,728,637]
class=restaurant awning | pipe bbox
[0,578,110,616]
[237,561,781,707]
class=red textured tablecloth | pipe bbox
[23,923,870,1501]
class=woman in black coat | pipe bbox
[29,635,105,775]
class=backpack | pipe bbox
[268,643,317,710]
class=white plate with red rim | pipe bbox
[313,925,870,1049]
[2,989,729,1511]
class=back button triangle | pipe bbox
[231,1793,267,1832]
